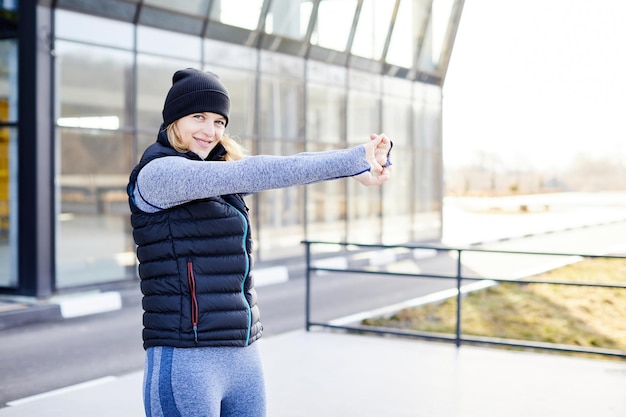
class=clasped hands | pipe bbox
[354,133,392,186]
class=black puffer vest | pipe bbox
[127,130,262,349]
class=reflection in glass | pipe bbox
[431,0,455,67]
[260,50,304,77]
[56,128,134,288]
[259,75,304,141]
[0,39,17,123]
[256,141,306,261]
[311,0,358,51]
[56,42,132,127]
[346,86,382,244]
[137,55,198,130]
[210,0,263,30]
[418,0,455,72]
[56,43,135,288]
[307,60,346,86]
[306,83,347,244]
[265,0,312,40]
[0,1,16,10]
[386,0,417,68]
[258,53,305,142]
[204,39,257,71]
[381,85,412,243]
[411,85,442,240]
[351,0,395,60]
[137,26,202,60]
[307,83,344,144]
[55,10,134,49]
[0,25,17,288]
[0,127,17,288]
[143,0,210,17]
[255,68,305,259]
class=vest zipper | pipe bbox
[187,261,199,343]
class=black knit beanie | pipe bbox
[162,68,230,126]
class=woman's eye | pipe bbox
[216,120,225,126]
[193,114,204,120]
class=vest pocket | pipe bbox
[187,261,199,343]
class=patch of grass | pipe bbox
[362,258,626,360]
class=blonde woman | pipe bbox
[127,68,392,417]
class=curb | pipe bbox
[0,302,62,331]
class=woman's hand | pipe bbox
[353,134,392,186]
[370,133,392,167]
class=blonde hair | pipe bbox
[165,123,246,161]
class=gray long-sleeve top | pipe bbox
[133,145,371,213]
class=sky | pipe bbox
[442,0,626,172]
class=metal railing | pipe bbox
[302,240,626,359]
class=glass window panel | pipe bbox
[258,54,304,143]
[305,142,347,244]
[346,86,381,243]
[381,93,411,244]
[265,0,312,40]
[56,41,133,128]
[210,0,263,30]
[1,1,17,11]
[307,83,345,144]
[204,38,258,72]
[55,10,134,49]
[0,38,18,122]
[431,0,455,66]
[306,81,347,243]
[351,0,395,60]
[411,84,442,241]
[56,44,135,288]
[383,75,412,98]
[386,0,414,68]
[259,75,304,141]
[137,25,202,60]
[0,126,17,288]
[255,140,306,261]
[143,0,210,17]
[307,59,346,86]
[416,19,435,72]
[260,50,304,77]
[310,0,358,51]
[136,54,200,130]
[56,127,135,288]
[347,90,379,145]
[0,30,17,288]
[418,0,454,72]
[348,69,380,95]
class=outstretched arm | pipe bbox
[133,136,393,212]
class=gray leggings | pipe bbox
[143,344,266,417]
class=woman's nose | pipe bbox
[201,122,214,136]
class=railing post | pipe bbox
[304,241,311,331]
[455,249,462,347]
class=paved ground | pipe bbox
[1,330,625,417]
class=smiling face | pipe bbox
[173,112,227,159]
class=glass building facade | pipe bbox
[0,0,463,297]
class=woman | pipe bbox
[127,68,392,417]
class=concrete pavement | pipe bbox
[1,330,625,417]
